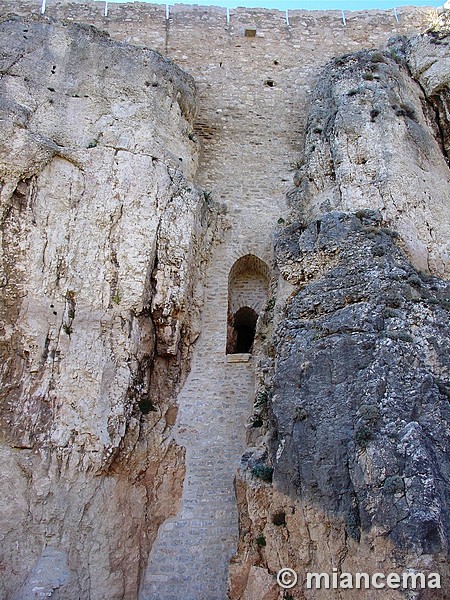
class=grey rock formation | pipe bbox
[14,547,70,600]
[274,210,450,560]
[403,30,450,160]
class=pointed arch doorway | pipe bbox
[226,254,270,355]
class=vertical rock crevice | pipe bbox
[403,14,450,162]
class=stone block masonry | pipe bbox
[0,2,438,598]
[0,2,434,249]
[140,241,269,599]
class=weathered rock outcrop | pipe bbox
[289,46,450,277]
[0,15,216,600]
[403,27,450,160]
[232,33,450,600]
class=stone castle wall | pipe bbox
[0,0,435,262]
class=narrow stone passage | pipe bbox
[139,251,256,600]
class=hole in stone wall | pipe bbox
[244,27,257,37]
[265,79,275,87]
[231,306,258,354]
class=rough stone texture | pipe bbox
[231,35,450,600]
[242,566,278,600]
[0,15,216,600]
[275,210,450,554]
[232,475,443,600]
[14,547,70,600]
[288,47,450,277]
[0,4,449,600]
[232,211,450,599]
[404,25,450,159]
[0,1,436,260]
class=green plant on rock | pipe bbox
[355,425,374,448]
[265,297,275,312]
[251,415,263,428]
[255,390,269,409]
[111,292,121,305]
[388,49,403,64]
[251,464,273,483]
[138,397,156,414]
[289,159,303,171]
[371,52,386,63]
[63,323,73,336]
[255,534,266,547]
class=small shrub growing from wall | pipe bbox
[138,397,156,414]
[371,52,386,63]
[251,464,273,482]
[355,425,374,448]
[251,415,263,428]
[255,390,269,408]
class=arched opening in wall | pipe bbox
[226,254,270,355]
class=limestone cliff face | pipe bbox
[405,20,450,160]
[232,34,450,600]
[289,45,450,278]
[0,16,216,600]
[1,10,450,600]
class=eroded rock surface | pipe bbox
[0,15,216,600]
[404,17,450,158]
[232,214,450,600]
[1,11,450,600]
[232,33,450,600]
[289,46,450,277]
[276,210,449,565]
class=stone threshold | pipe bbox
[226,353,252,363]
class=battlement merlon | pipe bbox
[0,0,438,57]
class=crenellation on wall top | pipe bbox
[0,0,435,35]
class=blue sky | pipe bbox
[107,0,442,9]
